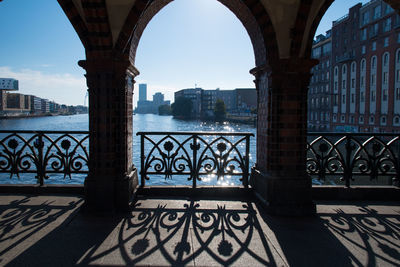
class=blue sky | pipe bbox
[0,0,369,106]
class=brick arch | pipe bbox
[125,0,278,67]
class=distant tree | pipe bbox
[214,99,226,121]
[158,104,172,115]
[171,97,193,118]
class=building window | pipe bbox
[351,93,355,103]
[398,33,400,44]
[334,81,338,91]
[351,78,355,88]
[397,49,400,63]
[327,60,330,67]
[359,116,364,124]
[362,11,370,25]
[383,89,388,101]
[371,74,376,86]
[342,80,346,89]
[361,59,366,71]
[381,116,386,125]
[361,91,365,102]
[372,56,376,68]
[394,116,400,125]
[326,72,329,80]
[326,85,329,92]
[383,17,391,32]
[373,5,381,20]
[384,37,389,47]
[362,45,366,54]
[361,28,367,41]
[342,65,347,75]
[396,88,400,100]
[383,53,389,66]
[351,62,356,72]
[334,67,338,76]
[371,90,376,101]
[334,94,338,106]
[361,76,365,87]
[342,94,346,104]
[333,114,337,122]
[370,116,375,124]
[350,115,354,124]
[397,70,400,83]
[372,41,377,51]
[341,115,346,123]
[385,4,393,15]
[383,72,388,84]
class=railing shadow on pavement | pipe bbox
[0,195,83,265]
[4,197,400,266]
[258,201,400,267]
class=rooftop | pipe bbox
[1,193,399,266]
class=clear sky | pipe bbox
[0,0,369,106]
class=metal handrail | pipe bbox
[137,131,254,188]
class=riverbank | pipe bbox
[0,112,87,119]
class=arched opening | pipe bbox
[0,0,88,185]
[131,0,259,186]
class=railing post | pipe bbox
[243,135,250,188]
[192,134,198,188]
[140,134,145,187]
[344,134,353,187]
[35,132,45,186]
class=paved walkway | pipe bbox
[0,194,399,266]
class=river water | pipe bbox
[0,114,256,185]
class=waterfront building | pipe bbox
[328,0,400,133]
[309,31,332,131]
[236,88,257,114]
[41,99,50,113]
[174,88,203,118]
[29,95,42,114]
[0,78,18,91]
[175,87,256,118]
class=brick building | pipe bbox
[308,31,332,131]
[329,0,400,133]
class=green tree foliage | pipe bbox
[158,104,172,115]
[171,97,193,118]
[214,99,226,121]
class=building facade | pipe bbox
[309,0,400,133]
[329,0,400,133]
[175,88,256,119]
[309,31,332,131]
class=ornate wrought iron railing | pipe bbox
[307,133,400,187]
[0,131,89,185]
[136,131,253,188]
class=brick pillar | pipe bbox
[250,58,317,216]
[79,57,139,211]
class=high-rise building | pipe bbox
[139,84,147,102]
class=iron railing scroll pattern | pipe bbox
[0,131,89,185]
[307,133,400,187]
[136,132,253,188]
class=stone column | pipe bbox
[79,57,139,211]
[250,58,317,216]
